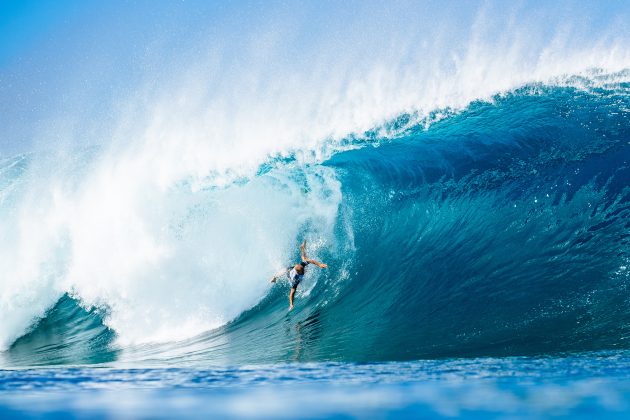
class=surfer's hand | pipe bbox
[289,304,294,311]
[320,263,328,268]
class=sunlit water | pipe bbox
[2,352,630,418]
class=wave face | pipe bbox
[321,78,630,360]
[2,72,629,367]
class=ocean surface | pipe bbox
[3,353,630,418]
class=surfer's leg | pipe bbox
[289,287,296,311]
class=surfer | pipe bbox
[270,240,328,311]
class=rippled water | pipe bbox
[1,352,630,418]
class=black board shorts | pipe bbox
[286,267,302,289]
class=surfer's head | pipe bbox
[296,263,306,274]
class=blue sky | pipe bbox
[0,0,80,66]
[0,0,628,155]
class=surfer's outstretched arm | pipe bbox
[300,240,328,269]
[270,268,287,283]
[306,258,327,268]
